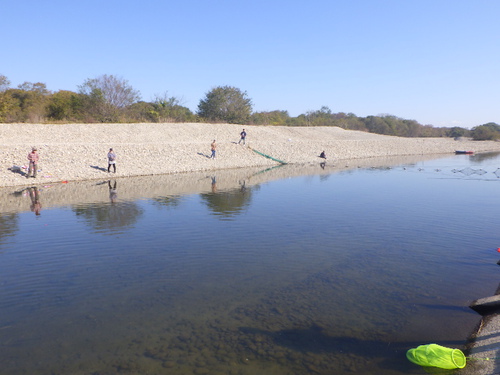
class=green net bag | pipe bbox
[406,344,466,369]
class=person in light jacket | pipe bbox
[107,148,117,173]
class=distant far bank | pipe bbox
[2,76,499,138]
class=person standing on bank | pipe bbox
[107,148,117,173]
[210,140,216,159]
[26,147,39,178]
[238,129,247,145]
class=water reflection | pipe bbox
[73,202,143,234]
[108,180,118,203]
[27,186,42,216]
[211,175,217,193]
[0,153,499,375]
[72,181,143,234]
[200,177,257,219]
[469,151,500,163]
[151,194,184,208]
[0,213,18,246]
[0,154,470,215]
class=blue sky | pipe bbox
[2,0,499,128]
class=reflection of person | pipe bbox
[238,129,247,145]
[211,176,217,193]
[107,148,117,173]
[319,151,326,159]
[210,140,216,159]
[320,161,326,170]
[108,180,118,203]
[28,187,42,216]
[27,147,39,178]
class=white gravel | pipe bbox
[1,122,499,188]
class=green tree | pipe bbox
[303,106,336,126]
[337,113,367,131]
[81,86,111,122]
[1,82,50,122]
[0,91,18,122]
[446,126,468,138]
[363,116,392,135]
[288,113,309,126]
[251,110,290,125]
[403,119,424,137]
[46,90,85,122]
[0,75,11,121]
[471,122,500,141]
[151,93,195,122]
[125,96,195,123]
[197,85,253,124]
[125,101,158,122]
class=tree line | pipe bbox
[1,73,499,140]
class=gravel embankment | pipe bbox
[1,122,499,188]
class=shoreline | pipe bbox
[1,122,500,188]
[0,154,453,215]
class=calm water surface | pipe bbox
[1,153,500,375]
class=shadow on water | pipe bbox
[239,325,397,356]
[237,325,465,374]
[469,151,500,164]
[418,304,478,315]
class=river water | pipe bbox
[1,152,499,375]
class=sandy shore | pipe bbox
[1,122,499,188]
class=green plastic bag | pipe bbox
[406,344,466,369]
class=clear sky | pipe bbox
[2,0,499,128]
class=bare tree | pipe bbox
[0,74,11,92]
[17,81,50,94]
[78,74,141,122]
[78,74,141,108]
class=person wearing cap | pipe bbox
[27,147,39,178]
[107,148,117,173]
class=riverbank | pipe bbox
[0,154,450,215]
[1,122,499,188]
